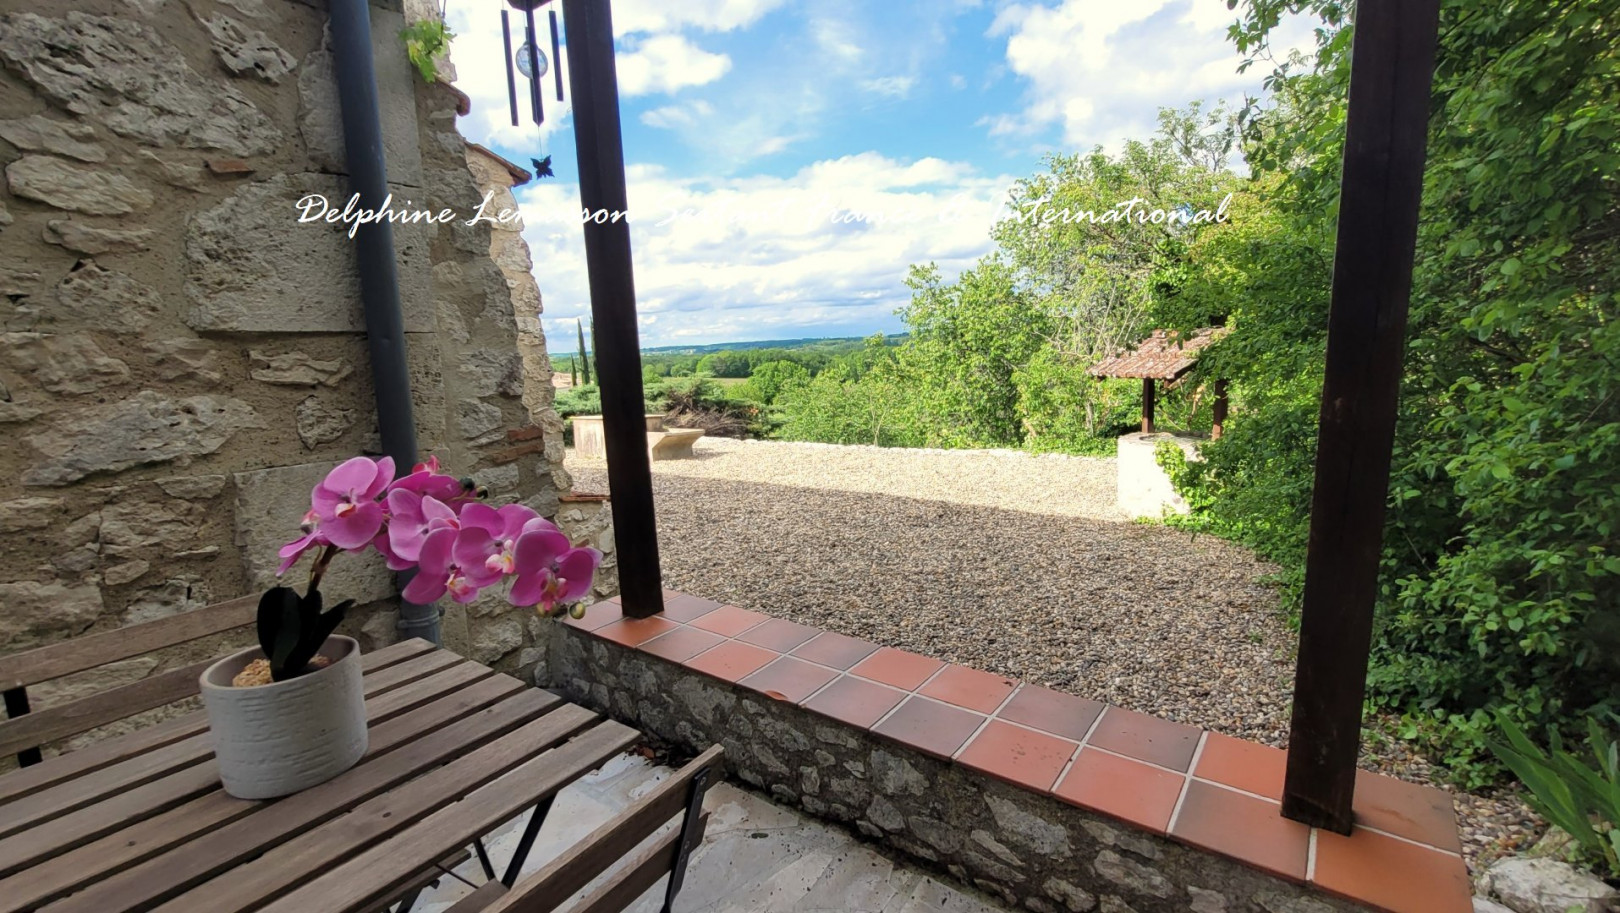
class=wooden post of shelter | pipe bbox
[1211,379,1229,440]
[561,0,664,618]
[1141,379,1156,433]
[1280,0,1442,834]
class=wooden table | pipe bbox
[0,639,639,913]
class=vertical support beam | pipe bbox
[1282,0,1441,834]
[562,0,664,618]
[1141,378,1156,433]
[1211,379,1229,440]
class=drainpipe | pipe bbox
[329,0,440,645]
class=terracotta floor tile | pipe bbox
[685,640,776,682]
[688,605,770,637]
[792,632,880,670]
[736,618,821,653]
[661,593,724,623]
[565,601,623,632]
[919,664,1018,714]
[957,720,1078,791]
[1054,748,1186,833]
[996,685,1105,742]
[739,656,839,703]
[850,648,945,691]
[1312,827,1472,913]
[802,675,908,729]
[1086,707,1202,772]
[871,696,984,759]
[1352,769,1463,854]
[594,615,680,648]
[1194,732,1286,801]
[1170,781,1308,880]
[640,626,726,664]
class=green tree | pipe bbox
[743,360,810,405]
[576,320,592,386]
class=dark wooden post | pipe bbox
[1211,379,1228,440]
[1281,0,1441,834]
[1141,378,1155,433]
[561,0,663,618]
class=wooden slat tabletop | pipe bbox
[0,640,636,913]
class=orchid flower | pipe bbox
[311,456,395,550]
[509,526,601,615]
[402,527,498,604]
[277,510,329,574]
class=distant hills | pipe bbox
[550,335,904,359]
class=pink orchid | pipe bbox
[311,456,395,550]
[456,504,542,577]
[508,526,601,615]
[277,510,329,574]
[402,527,497,605]
[389,459,465,503]
[384,491,461,564]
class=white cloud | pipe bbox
[861,76,918,99]
[611,0,790,36]
[616,34,732,96]
[640,100,716,130]
[988,0,1316,151]
[518,154,1016,347]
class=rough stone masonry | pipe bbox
[0,0,579,723]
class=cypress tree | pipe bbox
[577,320,593,386]
[569,355,577,387]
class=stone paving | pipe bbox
[417,751,1012,913]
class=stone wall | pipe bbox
[0,1,567,686]
[535,622,1373,913]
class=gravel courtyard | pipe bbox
[569,437,1536,866]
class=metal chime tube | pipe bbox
[525,8,544,124]
[549,10,564,101]
[501,11,519,127]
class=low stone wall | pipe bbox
[1116,432,1199,520]
[532,606,1448,913]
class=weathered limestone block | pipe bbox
[4,332,129,394]
[233,462,394,603]
[1045,877,1099,912]
[470,614,524,665]
[0,580,103,650]
[43,220,154,255]
[0,114,106,162]
[103,560,150,587]
[6,155,153,215]
[1093,851,1173,900]
[457,398,504,441]
[1480,857,1619,913]
[296,395,355,449]
[0,12,279,155]
[100,499,202,556]
[184,174,434,333]
[23,391,262,486]
[195,12,295,82]
[1187,886,1228,913]
[123,577,212,624]
[139,151,208,192]
[0,497,64,531]
[145,338,224,383]
[298,12,423,186]
[55,260,163,331]
[471,464,519,495]
[458,351,525,398]
[987,795,1071,859]
[249,350,353,386]
[157,475,228,500]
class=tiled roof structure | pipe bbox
[1088,327,1227,380]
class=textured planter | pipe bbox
[199,635,367,799]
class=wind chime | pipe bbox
[500,0,565,126]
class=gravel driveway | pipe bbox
[569,436,1537,868]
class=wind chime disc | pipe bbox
[515,41,548,79]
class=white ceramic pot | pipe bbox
[199,635,367,799]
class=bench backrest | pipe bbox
[0,595,257,764]
[481,745,724,913]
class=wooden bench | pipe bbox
[0,595,259,768]
[647,428,704,461]
[448,745,723,913]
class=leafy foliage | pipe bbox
[1162,0,1620,780]
[1490,714,1620,877]
[400,16,453,84]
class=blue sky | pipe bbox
[444,0,1313,353]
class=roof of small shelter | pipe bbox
[466,142,533,187]
[1087,327,1227,380]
